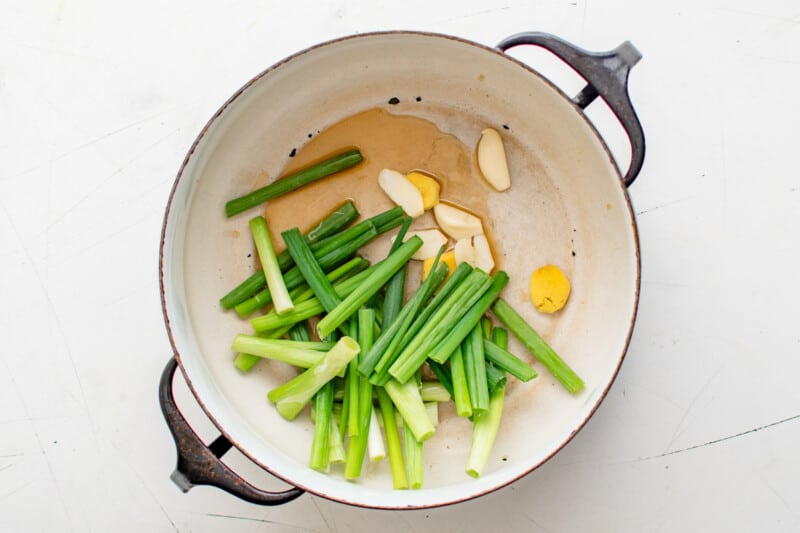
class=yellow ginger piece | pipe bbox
[422,250,457,281]
[530,265,571,313]
[406,171,440,210]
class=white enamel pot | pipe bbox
[159,31,645,509]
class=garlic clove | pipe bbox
[454,237,476,267]
[471,234,495,273]
[378,168,425,217]
[476,128,511,191]
[398,228,448,260]
[433,203,483,241]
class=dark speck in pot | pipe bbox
[415,96,422,102]
[289,148,296,157]
[502,124,510,130]
[388,97,400,105]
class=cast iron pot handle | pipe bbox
[159,357,304,505]
[497,32,645,187]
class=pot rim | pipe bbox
[159,29,641,509]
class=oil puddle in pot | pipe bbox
[260,107,502,272]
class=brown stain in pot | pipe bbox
[261,108,500,265]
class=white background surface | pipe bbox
[2,1,799,531]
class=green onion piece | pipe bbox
[232,355,259,373]
[309,206,401,261]
[239,256,366,318]
[249,216,293,314]
[426,360,454,398]
[486,363,508,394]
[463,324,489,413]
[331,387,344,406]
[344,309,377,479]
[220,271,266,311]
[376,388,407,489]
[492,327,508,350]
[225,149,363,217]
[397,262,474,348]
[483,338,537,382]
[236,337,332,352]
[316,237,423,339]
[233,276,350,372]
[250,260,380,332]
[492,298,583,392]
[231,335,334,368]
[276,200,362,271]
[329,415,346,464]
[388,269,493,384]
[309,219,374,257]
[344,378,372,480]
[235,227,378,316]
[233,325,292,372]
[419,382,451,403]
[250,296,327,333]
[283,228,341,312]
[288,321,312,342]
[368,206,404,233]
[366,260,447,385]
[310,381,334,472]
[345,317,360,438]
[373,217,404,236]
[383,379,435,442]
[367,409,386,462]
[235,279,310,318]
[306,200,359,243]
[465,384,505,478]
[450,345,472,418]
[428,271,510,364]
[267,337,360,420]
[365,260,464,382]
[424,402,439,427]
[403,419,424,490]
[382,217,413,329]
[481,316,493,339]
[338,375,349,438]
[357,308,376,353]
[219,201,359,309]
[486,327,509,393]
[359,262,448,379]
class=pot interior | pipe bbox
[161,32,639,508]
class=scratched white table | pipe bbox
[2,1,798,531]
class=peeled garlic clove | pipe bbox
[378,168,425,217]
[454,237,476,266]
[399,228,448,260]
[433,203,484,240]
[477,128,511,191]
[471,234,495,273]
